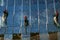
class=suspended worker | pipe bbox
[24,16,29,34]
[53,10,59,27]
[24,16,29,26]
[55,10,59,21]
[2,9,8,25]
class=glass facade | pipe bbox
[0,0,60,40]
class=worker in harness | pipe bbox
[53,11,60,27]
[2,9,8,25]
[24,16,29,34]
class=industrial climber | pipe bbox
[24,16,29,26]
[24,16,29,34]
[53,11,60,27]
[2,9,8,25]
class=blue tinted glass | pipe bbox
[13,0,22,27]
[5,27,13,34]
[47,24,57,32]
[7,0,14,26]
[13,27,20,33]
[0,27,5,34]
[40,24,48,34]
[39,0,46,24]
[39,0,47,33]
[47,0,54,24]
[31,0,39,33]
[0,0,60,34]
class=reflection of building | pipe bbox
[0,33,58,40]
[0,34,4,40]
[30,33,40,40]
[48,32,58,40]
[13,34,21,40]
[12,33,40,40]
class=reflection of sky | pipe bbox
[0,0,60,34]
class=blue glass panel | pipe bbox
[8,0,14,6]
[39,0,46,24]
[31,0,38,33]
[0,0,60,34]
[13,27,20,33]
[47,24,57,32]
[39,0,47,34]
[40,24,47,34]
[0,27,5,34]
[13,0,22,27]
[5,27,13,34]
[6,0,14,26]
[7,6,14,26]
[47,1,54,24]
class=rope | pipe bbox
[6,0,8,9]
[29,0,31,35]
[45,0,48,30]
[13,0,15,16]
[37,0,40,33]
[29,0,31,26]
[53,0,56,14]
[21,0,23,27]
[21,0,23,39]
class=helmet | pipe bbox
[3,9,7,13]
[24,16,27,19]
[56,10,59,16]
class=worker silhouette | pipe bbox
[24,16,29,26]
[53,10,60,27]
[24,16,29,34]
[2,9,8,25]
